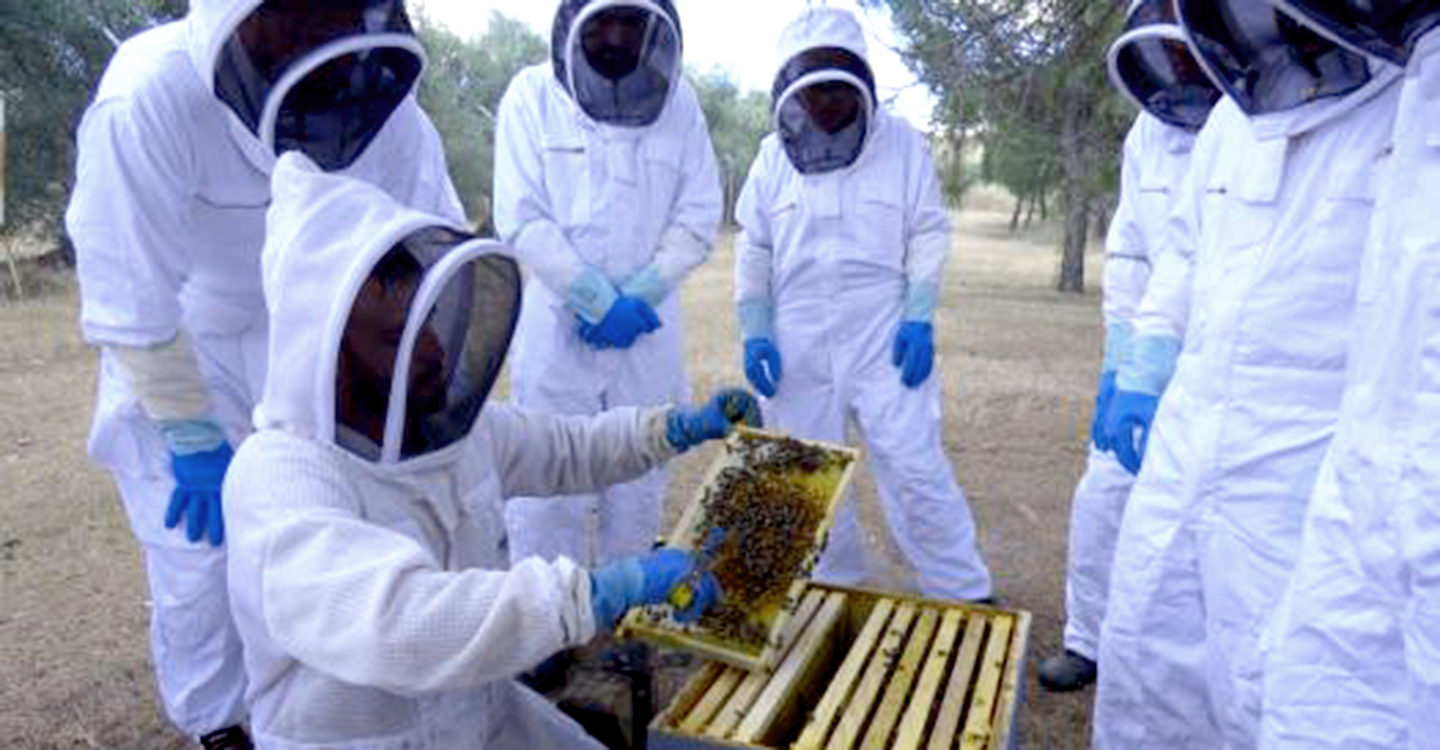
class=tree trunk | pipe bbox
[1056,79,1090,294]
[1060,195,1089,293]
[1009,194,1024,232]
[1038,190,1049,221]
[1025,194,1038,226]
[1093,202,1111,243]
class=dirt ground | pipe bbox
[0,205,1105,749]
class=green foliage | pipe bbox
[4,3,776,243]
[688,67,771,225]
[980,125,1055,204]
[0,0,183,230]
[864,0,1133,291]
[415,12,547,231]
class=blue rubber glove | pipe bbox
[1103,390,1159,475]
[892,321,935,389]
[744,339,783,398]
[1091,370,1118,451]
[1102,334,1181,475]
[590,549,720,628]
[577,296,662,350]
[666,388,764,452]
[167,443,234,546]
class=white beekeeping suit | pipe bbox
[734,6,990,601]
[64,2,462,745]
[1041,0,1220,692]
[227,153,702,750]
[1258,4,1440,748]
[494,0,722,568]
[1092,3,1403,747]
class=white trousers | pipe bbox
[769,372,991,601]
[1062,448,1135,660]
[115,471,247,738]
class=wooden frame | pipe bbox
[618,427,861,672]
[652,583,1033,750]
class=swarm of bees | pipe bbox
[686,434,849,647]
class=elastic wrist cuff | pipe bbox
[620,265,668,308]
[1117,335,1182,396]
[567,267,619,324]
[1103,323,1134,373]
[902,283,940,323]
[738,302,775,341]
[159,419,227,456]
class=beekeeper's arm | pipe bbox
[68,94,232,541]
[487,389,763,498]
[734,141,783,397]
[900,125,952,327]
[734,143,777,338]
[890,126,952,388]
[620,79,723,307]
[1121,132,1207,396]
[492,72,618,325]
[227,443,597,695]
[1101,116,1211,474]
[1100,120,1151,375]
[70,93,208,420]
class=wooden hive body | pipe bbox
[652,584,1032,750]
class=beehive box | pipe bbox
[650,584,1031,750]
[618,427,860,672]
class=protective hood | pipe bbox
[259,153,522,466]
[1268,0,1440,65]
[551,0,683,128]
[771,7,878,175]
[1178,0,1379,116]
[186,0,425,172]
[1108,0,1223,131]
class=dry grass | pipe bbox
[0,210,1105,749]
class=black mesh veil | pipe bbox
[552,0,683,127]
[772,47,876,175]
[1272,0,1440,64]
[1109,0,1222,130]
[334,228,521,462]
[1179,0,1375,115]
[214,0,422,169]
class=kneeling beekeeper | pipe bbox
[222,152,758,749]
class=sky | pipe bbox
[412,0,937,128]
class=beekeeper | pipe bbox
[64,1,463,747]
[1091,3,1403,747]
[1038,0,1221,693]
[1257,3,1440,748]
[493,0,722,572]
[733,6,990,601]
[225,152,753,750]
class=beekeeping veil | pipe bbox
[1177,0,1378,116]
[771,7,878,175]
[1108,0,1223,130]
[551,0,684,128]
[259,153,521,464]
[188,0,425,171]
[1268,0,1440,64]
